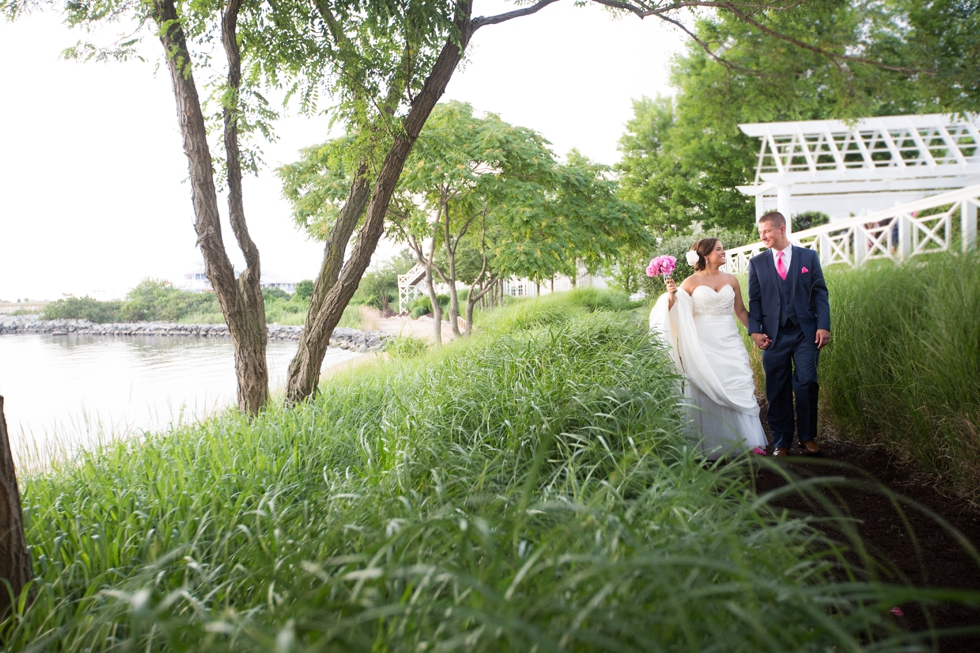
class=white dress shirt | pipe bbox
[771,244,792,272]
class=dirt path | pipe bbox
[751,431,980,651]
[374,314,456,343]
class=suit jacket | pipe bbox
[747,246,830,343]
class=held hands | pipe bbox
[750,333,772,350]
[815,329,831,349]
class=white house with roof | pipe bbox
[181,268,214,293]
[179,263,297,295]
[259,272,296,295]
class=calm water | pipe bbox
[0,333,361,469]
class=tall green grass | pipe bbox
[819,251,980,500]
[478,287,641,334]
[5,292,970,650]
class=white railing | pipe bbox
[723,184,980,274]
[397,264,426,312]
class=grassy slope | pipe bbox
[8,290,952,651]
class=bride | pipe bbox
[649,238,767,458]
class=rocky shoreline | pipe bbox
[0,316,389,353]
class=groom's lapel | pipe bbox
[762,250,780,295]
[789,246,804,305]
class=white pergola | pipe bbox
[736,113,980,232]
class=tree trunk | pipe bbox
[441,200,462,338]
[222,0,268,414]
[285,168,371,404]
[155,0,268,414]
[445,260,461,338]
[284,1,474,403]
[465,295,475,335]
[464,276,494,336]
[424,263,443,347]
[0,397,31,620]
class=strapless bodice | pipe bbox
[690,284,734,317]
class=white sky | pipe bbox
[0,2,686,301]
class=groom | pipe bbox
[747,212,831,457]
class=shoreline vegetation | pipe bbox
[6,288,980,649]
[27,279,371,329]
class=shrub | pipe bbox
[41,296,122,323]
[294,279,314,301]
[352,251,417,311]
[120,279,220,322]
[408,293,450,319]
[792,211,830,231]
[261,286,291,302]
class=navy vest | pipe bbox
[779,265,798,326]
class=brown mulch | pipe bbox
[749,427,980,651]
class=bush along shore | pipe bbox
[6,290,975,650]
[0,315,389,353]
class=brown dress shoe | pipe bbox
[802,440,821,455]
[772,447,789,457]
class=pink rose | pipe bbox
[660,255,677,277]
[646,254,678,281]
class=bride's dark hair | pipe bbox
[691,238,720,272]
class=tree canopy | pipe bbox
[617,0,979,236]
[283,101,648,338]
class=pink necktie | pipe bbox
[776,250,787,280]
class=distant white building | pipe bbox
[259,272,296,295]
[502,264,608,298]
[179,264,296,295]
[181,268,214,293]
[397,261,608,310]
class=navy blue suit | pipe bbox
[747,246,830,449]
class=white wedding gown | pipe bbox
[649,285,767,458]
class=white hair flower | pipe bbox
[685,250,700,266]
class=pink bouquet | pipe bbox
[646,255,677,282]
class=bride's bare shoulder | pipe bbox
[680,275,699,292]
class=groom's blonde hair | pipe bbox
[759,211,786,228]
